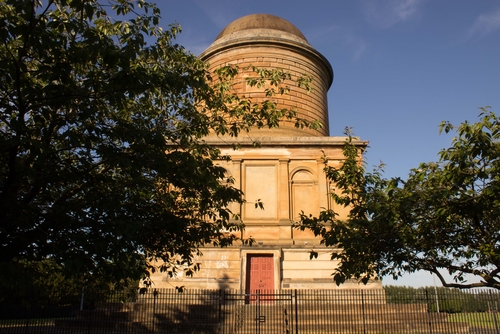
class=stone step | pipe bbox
[224,304,467,334]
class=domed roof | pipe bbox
[200,13,334,137]
[215,14,308,43]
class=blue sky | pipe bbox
[155,0,500,287]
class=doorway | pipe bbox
[245,254,274,292]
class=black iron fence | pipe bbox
[1,287,500,333]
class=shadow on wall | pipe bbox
[217,273,232,291]
[149,275,233,333]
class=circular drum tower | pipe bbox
[199,14,334,137]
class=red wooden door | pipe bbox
[246,254,274,293]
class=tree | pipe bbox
[299,107,500,289]
[0,0,316,287]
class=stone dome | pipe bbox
[215,14,308,43]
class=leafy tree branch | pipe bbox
[0,0,317,287]
[298,107,500,290]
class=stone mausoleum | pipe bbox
[150,14,381,291]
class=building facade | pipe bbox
[150,14,381,291]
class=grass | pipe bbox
[0,318,66,327]
[448,312,500,329]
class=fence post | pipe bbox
[218,289,223,334]
[425,289,433,334]
[255,290,260,334]
[294,289,299,334]
[433,275,440,313]
[80,286,85,311]
[152,289,158,332]
[489,290,500,334]
[361,290,366,334]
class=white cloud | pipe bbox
[304,25,339,44]
[167,0,233,55]
[467,8,500,38]
[307,25,368,62]
[343,33,368,61]
[194,0,237,30]
[359,0,424,29]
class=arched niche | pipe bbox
[290,168,318,220]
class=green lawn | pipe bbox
[448,312,500,328]
[0,318,61,327]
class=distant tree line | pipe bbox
[384,286,500,313]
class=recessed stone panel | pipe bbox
[243,165,278,220]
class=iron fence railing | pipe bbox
[1,287,499,333]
